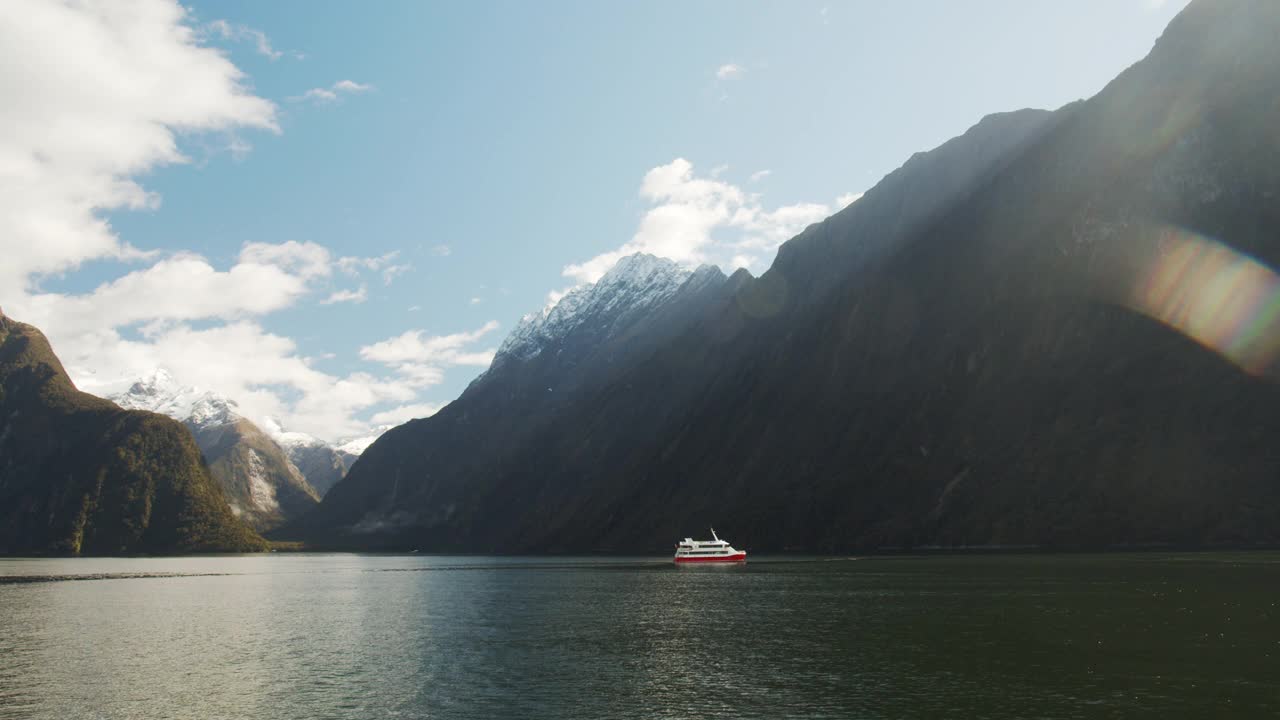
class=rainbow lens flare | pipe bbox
[1129,227,1280,376]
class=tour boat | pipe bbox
[673,528,747,563]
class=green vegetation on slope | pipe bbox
[0,312,265,555]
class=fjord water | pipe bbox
[1,554,1275,719]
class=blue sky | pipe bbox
[2,0,1189,443]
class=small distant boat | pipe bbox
[673,528,746,564]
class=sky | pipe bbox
[0,0,1192,444]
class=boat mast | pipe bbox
[710,527,719,542]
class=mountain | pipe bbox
[490,253,728,373]
[293,253,737,543]
[0,311,265,555]
[112,372,321,531]
[110,372,363,502]
[299,0,1280,553]
[262,420,354,497]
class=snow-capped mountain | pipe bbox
[261,418,362,496]
[109,371,323,530]
[495,253,723,367]
[336,434,381,459]
[262,418,379,461]
[299,251,739,542]
[112,370,364,499]
[113,369,239,430]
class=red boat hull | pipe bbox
[673,552,747,564]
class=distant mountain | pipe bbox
[112,372,320,531]
[298,0,1280,553]
[262,419,355,497]
[0,311,264,555]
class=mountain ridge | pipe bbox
[0,310,265,555]
[300,0,1280,553]
[110,371,323,530]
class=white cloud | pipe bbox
[716,63,743,80]
[299,87,337,103]
[561,158,832,284]
[18,246,322,337]
[360,321,500,389]
[430,244,452,257]
[7,237,434,438]
[291,79,374,104]
[382,264,411,285]
[227,135,254,161]
[0,0,277,295]
[337,250,394,274]
[321,286,367,305]
[240,240,333,279]
[749,169,772,182]
[203,19,283,60]
[361,321,499,365]
[332,80,372,93]
[49,321,418,441]
[0,1,469,443]
[545,286,574,309]
[337,250,411,285]
[836,191,865,207]
[370,402,442,425]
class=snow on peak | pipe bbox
[337,433,383,456]
[187,394,239,430]
[496,253,700,362]
[112,370,379,458]
[263,415,376,461]
[262,416,324,450]
[123,368,178,399]
[112,368,239,429]
[597,252,684,287]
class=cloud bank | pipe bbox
[561,159,837,285]
[0,0,486,442]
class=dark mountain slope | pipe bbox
[303,0,1280,552]
[507,0,1280,552]
[293,256,736,544]
[297,98,1058,552]
[279,438,351,497]
[0,312,265,555]
[771,106,1059,307]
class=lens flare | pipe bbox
[1129,227,1280,376]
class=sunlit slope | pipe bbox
[303,0,1280,552]
[0,311,266,555]
[192,418,320,532]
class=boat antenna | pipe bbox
[711,527,719,542]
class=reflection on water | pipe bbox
[0,554,1277,719]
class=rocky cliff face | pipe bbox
[189,419,320,531]
[298,0,1280,553]
[0,311,264,555]
[112,372,321,531]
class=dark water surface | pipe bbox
[0,553,1276,719]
